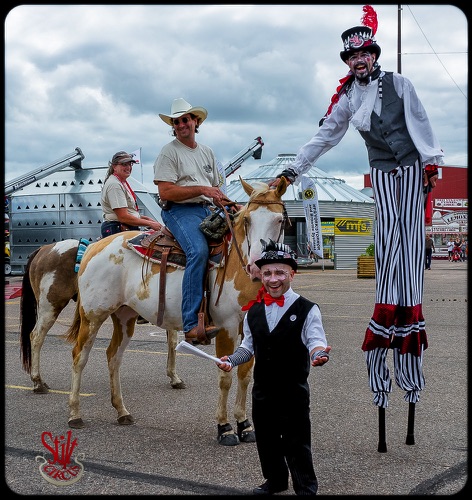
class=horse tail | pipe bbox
[19,247,41,373]
[65,294,82,344]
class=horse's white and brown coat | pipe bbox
[19,239,182,395]
[66,178,289,442]
[20,239,82,393]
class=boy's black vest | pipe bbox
[247,296,315,405]
[357,72,419,172]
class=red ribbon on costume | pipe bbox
[320,72,354,125]
[424,191,433,225]
[241,286,266,311]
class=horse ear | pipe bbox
[240,176,254,197]
[275,176,288,197]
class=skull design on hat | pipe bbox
[255,239,298,271]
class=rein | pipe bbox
[214,197,290,306]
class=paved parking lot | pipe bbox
[4,259,468,495]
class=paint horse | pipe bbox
[19,239,184,394]
[65,177,289,445]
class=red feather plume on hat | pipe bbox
[361,5,378,34]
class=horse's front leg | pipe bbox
[215,329,240,446]
[166,329,185,389]
[234,358,256,442]
[68,316,100,429]
[107,309,137,425]
[216,369,239,445]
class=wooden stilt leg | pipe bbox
[378,407,387,453]
[406,402,415,445]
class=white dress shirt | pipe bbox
[239,287,327,355]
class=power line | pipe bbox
[405,5,467,100]
[403,52,468,55]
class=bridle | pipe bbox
[214,198,290,306]
[222,198,290,270]
[243,199,290,258]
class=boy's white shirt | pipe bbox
[240,287,327,355]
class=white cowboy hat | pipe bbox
[158,98,208,126]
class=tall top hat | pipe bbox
[340,5,381,62]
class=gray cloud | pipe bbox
[5,4,467,190]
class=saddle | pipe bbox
[127,227,227,330]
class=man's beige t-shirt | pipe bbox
[153,139,219,204]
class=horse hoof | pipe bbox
[118,415,135,425]
[217,423,240,446]
[239,430,256,443]
[171,381,186,389]
[68,418,85,429]
[33,385,50,394]
[219,433,240,446]
[237,419,256,443]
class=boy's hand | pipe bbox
[311,346,331,366]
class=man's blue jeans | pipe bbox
[161,203,211,333]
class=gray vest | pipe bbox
[358,72,419,172]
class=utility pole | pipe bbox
[397,4,402,74]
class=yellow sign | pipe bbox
[334,218,373,235]
[321,221,334,235]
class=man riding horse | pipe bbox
[153,98,234,346]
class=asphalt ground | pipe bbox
[3,258,468,496]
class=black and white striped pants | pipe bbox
[362,162,427,408]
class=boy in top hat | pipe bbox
[270,5,443,414]
[217,239,331,495]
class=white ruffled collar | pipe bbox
[348,78,379,131]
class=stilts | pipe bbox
[405,402,415,445]
[378,402,415,452]
[377,407,387,453]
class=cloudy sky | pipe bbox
[5,4,467,192]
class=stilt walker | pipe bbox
[269,5,444,451]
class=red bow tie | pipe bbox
[241,287,285,311]
[264,294,285,307]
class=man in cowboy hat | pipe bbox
[217,239,331,495]
[153,98,231,345]
[270,6,443,414]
